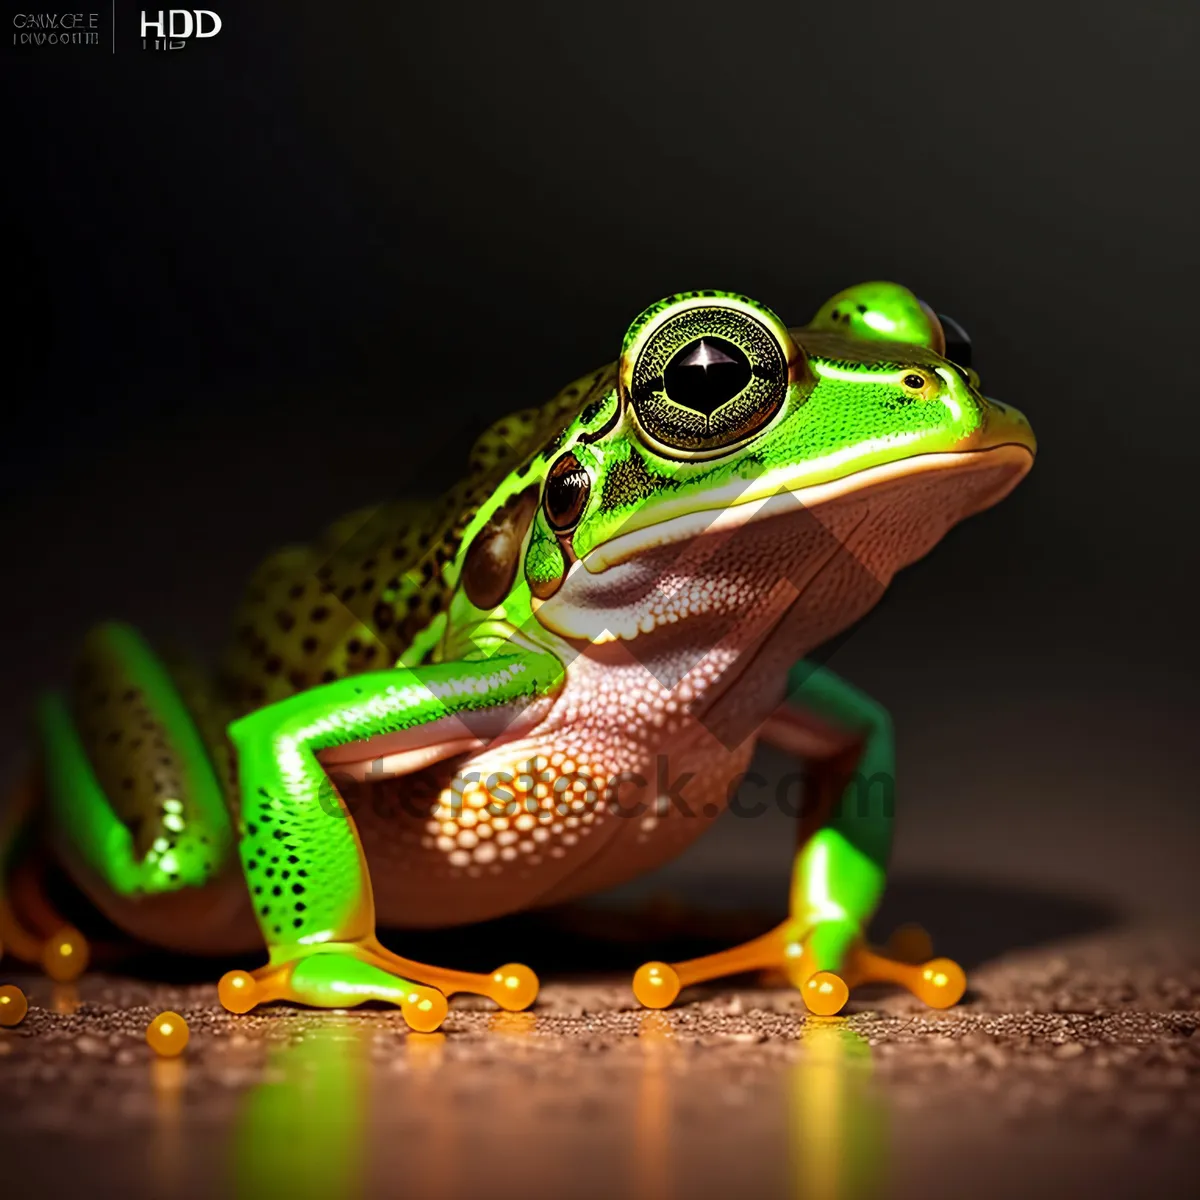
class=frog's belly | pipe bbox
[353,660,759,929]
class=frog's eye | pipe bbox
[544,452,591,530]
[619,292,801,457]
[811,282,948,356]
[900,370,939,400]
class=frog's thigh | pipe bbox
[27,623,236,962]
[220,654,561,1026]
[632,660,964,1015]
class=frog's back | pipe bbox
[218,365,616,715]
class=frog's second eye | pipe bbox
[620,293,800,458]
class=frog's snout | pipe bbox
[971,398,1037,459]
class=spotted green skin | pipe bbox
[33,282,1034,1005]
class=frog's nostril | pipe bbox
[662,337,752,417]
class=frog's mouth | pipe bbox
[533,407,1034,647]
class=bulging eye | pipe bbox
[544,452,590,530]
[620,292,801,457]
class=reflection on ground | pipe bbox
[215,1008,884,1200]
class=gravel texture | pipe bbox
[1,919,1198,1200]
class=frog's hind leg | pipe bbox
[33,622,239,958]
[632,661,965,1016]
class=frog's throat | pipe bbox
[577,443,1032,575]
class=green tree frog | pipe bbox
[0,283,1035,1031]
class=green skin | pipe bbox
[25,282,1035,1020]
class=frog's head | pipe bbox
[457,285,1034,662]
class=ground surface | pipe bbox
[1,916,1197,1200]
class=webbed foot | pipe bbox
[632,921,964,1016]
[218,938,538,1031]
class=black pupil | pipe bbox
[904,374,925,389]
[662,337,752,417]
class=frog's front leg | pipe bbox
[632,661,966,1016]
[217,650,563,1031]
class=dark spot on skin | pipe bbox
[857,304,867,313]
[362,645,378,662]
[293,918,304,928]
[581,398,606,425]
[361,578,375,593]
[292,883,305,895]
[265,868,275,878]
[374,602,394,630]
[341,586,356,602]
[361,558,376,571]
[264,656,282,675]
[276,610,295,632]
[288,670,308,690]
[289,583,305,599]
[247,824,258,836]
[347,638,361,654]
[272,886,282,897]
[310,606,330,623]
[302,636,318,654]
[294,902,306,913]
[260,906,270,917]
[322,669,337,682]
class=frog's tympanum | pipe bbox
[0,284,1034,1029]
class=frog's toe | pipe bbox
[217,953,449,1031]
[841,943,967,1010]
[632,961,681,1009]
[801,970,851,1016]
[360,939,539,1013]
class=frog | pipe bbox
[0,283,1035,1031]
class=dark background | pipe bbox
[3,1,1198,933]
